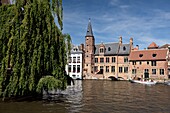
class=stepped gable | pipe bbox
[129,49,168,61]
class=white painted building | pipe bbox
[66,44,84,79]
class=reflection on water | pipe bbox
[0,80,170,113]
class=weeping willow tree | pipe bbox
[0,0,71,99]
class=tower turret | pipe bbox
[84,19,95,76]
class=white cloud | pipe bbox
[63,0,170,48]
[110,0,119,6]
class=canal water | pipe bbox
[0,80,170,113]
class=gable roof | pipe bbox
[159,44,170,49]
[71,45,83,54]
[129,49,168,61]
[148,42,158,49]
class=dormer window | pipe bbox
[139,54,143,57]
[123,46,126,51]
[152,54,157,57]
[108,47,111,51]
[74,48,78,51]
[100,48,104,53]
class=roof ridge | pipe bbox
[95,42,119,45]
[132,48,167,52]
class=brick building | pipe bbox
[83,19,133,80]
[129,42,170,80]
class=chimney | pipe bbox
[119,36,122,45]
[80,43,84,51]
[136,45,139,50]
[130,37,133,46]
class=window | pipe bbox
[73,65,76,72]
[69,57,72,63]
[74,48,78,51]
[94,66,98,72]
[152,54,157,57]
[100,58,104,63]
[152,69,156,74]
[77,56,80,63]
[106,57,110,63]
[100,48,104,53]
[124,57,128,63]
[132,69,136,74]
[112,57,116,63]
[144,69,149,73]
[68,65,71,72]
[147,61,149,65]
[100,66,103,70]
[77,65,80,73]
[100,66,104,74]
[119,67,123,73]
[111,66,115,72]
[108,47,111,51]
[123,46,126,51]
[132,61,136,65]
[160,69,164,75]
[151,61,156,66]
[124,67,128,73]
[139,61,142,65]
[73,57,76,63]
[95,58,98,63]
[139,54,143,57]
[106,66,109,72]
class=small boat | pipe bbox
[164,81,170,86]
[129,79,157,85]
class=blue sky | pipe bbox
[62,0,170,49]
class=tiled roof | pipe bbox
[94,43,130,55]
[95,43,119,55]
[159,44,170,49]
[118,44,131,55]
[129,49,168,61]
[148,42,158,49]
[71,45,83,54]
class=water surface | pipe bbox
[0,80,170,113]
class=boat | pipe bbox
[129,79,157,85]
[164,81,170,86]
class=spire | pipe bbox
[86,18,93,37]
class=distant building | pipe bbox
[83,19,133,80]
[129,42,170,80]
[0,0,10,5]
[159,44,170,78]
[66,44,84,80]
